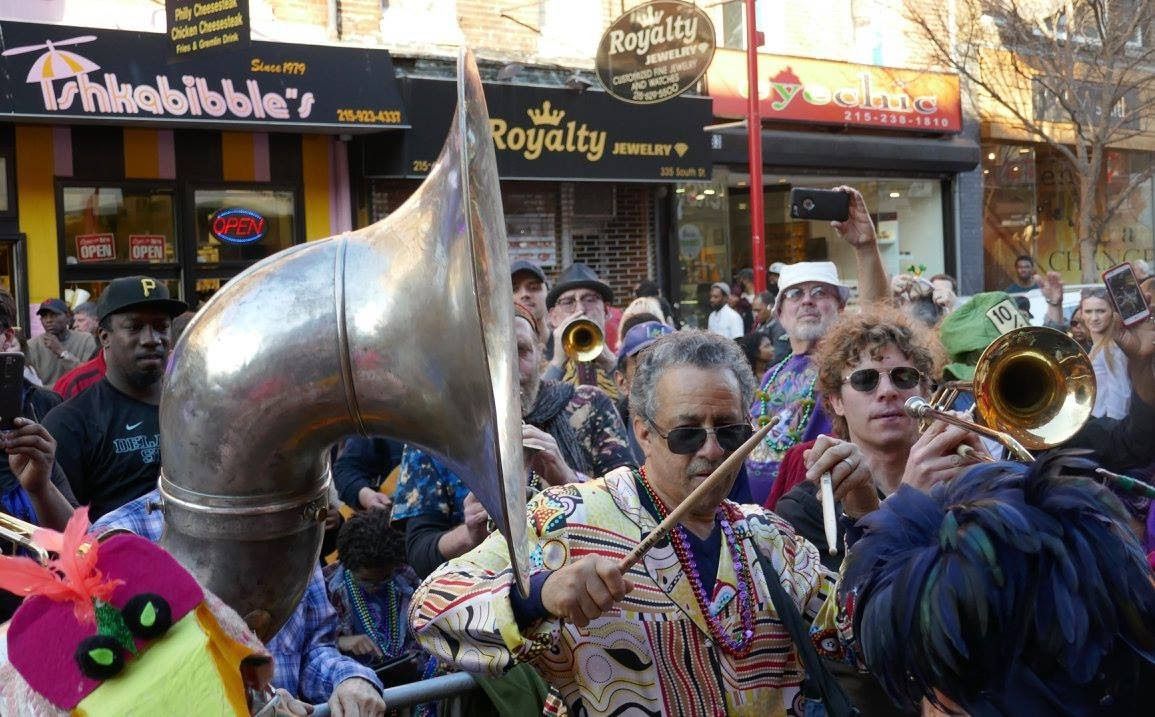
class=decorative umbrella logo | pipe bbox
[2,36,99,110]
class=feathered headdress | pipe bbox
[0,508,260,712]
[841,453,1155,715]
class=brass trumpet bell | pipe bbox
[560,317,605,362]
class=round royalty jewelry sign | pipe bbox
[595,0,715,105]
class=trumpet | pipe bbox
[560,317,604,362]
[0,511,49,565]
[905,327,1096,461]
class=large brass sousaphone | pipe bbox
[905,326,1096,460]
[158,49,528,640]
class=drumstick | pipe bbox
[619,419,777,573]
[820,471,837,556]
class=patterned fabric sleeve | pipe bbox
[409,487,573,676]
[744,508,862,669]
[570,385,636,476]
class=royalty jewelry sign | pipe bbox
[595,0,715,105]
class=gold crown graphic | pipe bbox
[633,5,664,27]
[527,100,565,126]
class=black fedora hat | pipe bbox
[545,262,613,310]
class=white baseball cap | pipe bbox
[775,261,850,310]
[768,262,787,274]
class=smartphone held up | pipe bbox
[1102,263,1151,327]
[0,352,23,431]
[789,188,851,223]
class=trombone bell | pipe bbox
[973,327,1095,451]
[561,318,604,362]
[906,327,1096,459]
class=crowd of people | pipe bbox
[1,185,1154,716]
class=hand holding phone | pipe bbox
[1102,263,1151,327]
[0,353,24,431]
[789,188,851,222]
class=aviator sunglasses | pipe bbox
[646,420,754,454]
[842,366,923,393]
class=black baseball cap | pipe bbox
[511,260,547,284]
[97,276,188,322]
[36,298,70,316]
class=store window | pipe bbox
[672,181,730,328]
[61,186,178,266]
[982,143,1155,287]
[193,188,297,265]
[675,175,946,318]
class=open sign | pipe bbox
[129,234,166,262]
[75,233,116,263]
[210,208,267,245]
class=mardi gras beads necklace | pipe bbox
[754,353,817,451]
[637,468,755,657]
[343,569,402,659]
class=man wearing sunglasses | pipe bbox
[412,330,880,716]
[766,308,987,567]
[744,194,891,507]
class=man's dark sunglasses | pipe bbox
[647,420,754,454]
[842,366,923,393]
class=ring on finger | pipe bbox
[841,457,856,470]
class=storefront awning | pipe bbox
[0,20,407,133]
[361,77,712,182]
[712,127,981,174]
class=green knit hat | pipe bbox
[938,291,1027,380]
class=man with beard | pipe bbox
[744,189,889,504]
[26,298,97,386]
[43,276,186,520]
[392,304,634,578]
[706,281,744,339]
[512,260,550,343]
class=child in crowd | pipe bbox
[325,509,429,686]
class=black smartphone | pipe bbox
[789,188,851,222]
[1102,262,1151,327]
[0,353,23,431]
[374,652,423,687]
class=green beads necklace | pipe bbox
[753,353,817,452]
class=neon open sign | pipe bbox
[210,207,267,245]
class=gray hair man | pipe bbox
[411,329,878,715]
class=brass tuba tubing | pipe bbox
[157,48,530,639]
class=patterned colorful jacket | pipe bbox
[410,466,856,716]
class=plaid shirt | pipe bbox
[93,490,382,703]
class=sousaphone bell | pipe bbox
[157,48,529,640]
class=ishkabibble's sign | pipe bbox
[595,0,715,105]
[166,0,251,60]
[707,49,962,134]
[363,78,711,182]
[0,20,405,131]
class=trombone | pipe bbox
[0,511,49,565]
[904,326,1095,460]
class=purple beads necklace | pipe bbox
[638,467,756,657]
